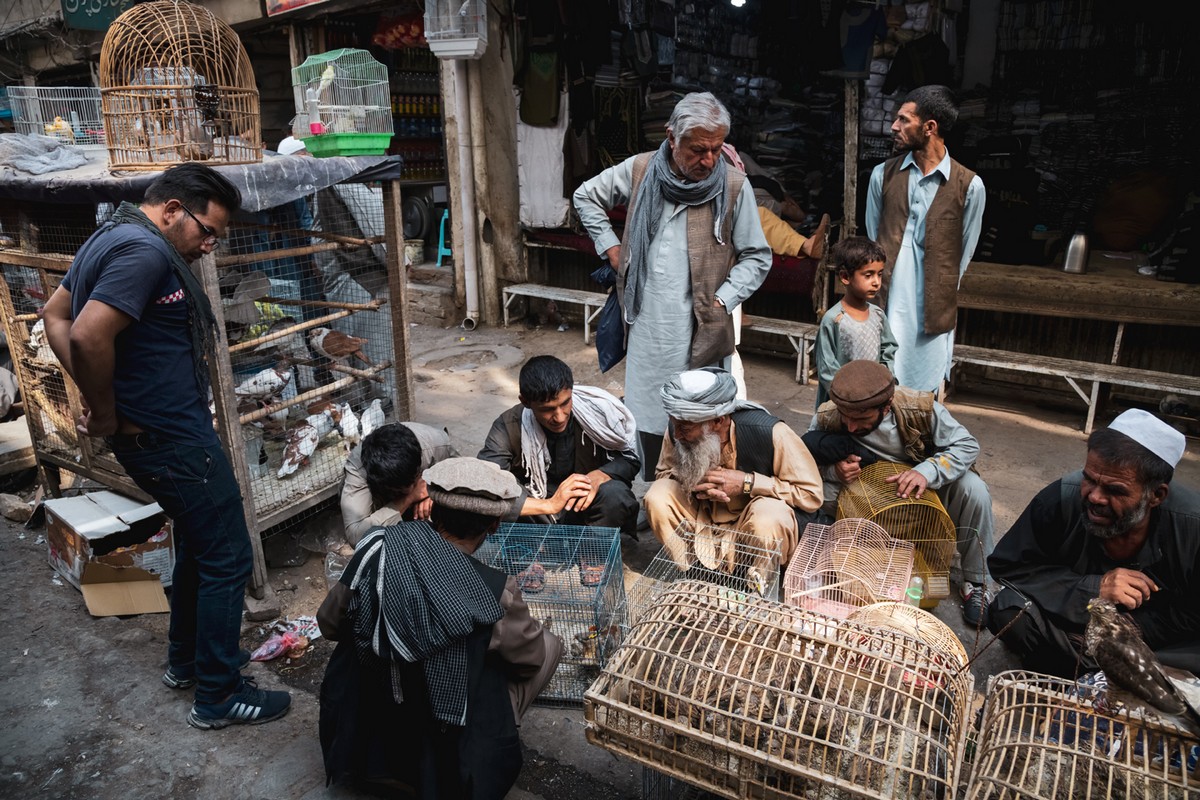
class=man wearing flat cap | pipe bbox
[318,457,563,799]
[645,367,823,586]
[812,359,996,626]
[987,409,1200,677]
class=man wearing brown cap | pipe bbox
[812,359,996,626]
[317,457,562,798]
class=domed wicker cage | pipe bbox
[783,517,915,619]
[836,460,956,609]
[99,0,261,169]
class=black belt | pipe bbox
[106,431,163,450]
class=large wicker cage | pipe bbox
[99,0,262,169]
[966,670,1200,799]
[836,460,957,609]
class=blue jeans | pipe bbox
[111,436,252,704]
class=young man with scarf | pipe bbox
[477,355,640,540]
[317,456,563,798]
[42,163,292,729]
[572,92,772,478]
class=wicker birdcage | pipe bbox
[783,517,914,619]
[585,580,974,800]
[472,522,626,704]
[836,460,957,609]
[966,670,1200,799]
[290,48,393,158]
[624,521,782,627]
[98,0,261,169]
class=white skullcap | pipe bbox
[277,136,306,156]
[678,369,718,395]
[1108,409,1185,468]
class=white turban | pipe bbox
[660,368,764,422]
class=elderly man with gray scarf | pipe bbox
[573,92,772,478]
[645,368,824,591]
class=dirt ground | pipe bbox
[1,315,1197,800]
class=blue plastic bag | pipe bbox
[591,263,626,373]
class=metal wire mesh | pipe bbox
[625,522,782,627]
[836,460,957,608]
[783,517,914,620]
[966,670,1200,799]
[98,1,262,169]
[586,580,974,800]
[291,48,393,145]
[473,522,626,704]
[8,86,106,147]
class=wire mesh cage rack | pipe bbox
[585,580,975,800]
[473,522,626,704]
[423,0,488,60]
[965,670,1200,799]
[0,166,414,594]
[836,460,957,609]
[98,0,262,169]
[290,48,394,158]
[7,86,106,147]
[783,517,915,619]
[642,767,723,800]
[624,521,782,628]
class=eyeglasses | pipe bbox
[179,204,220,246]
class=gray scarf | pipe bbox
[623,138,728,324]
[110,202,216,393]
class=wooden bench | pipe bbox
[501,283,610,344]
[951,344,1200,434]
[741,315,820,385]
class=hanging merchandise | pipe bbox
[372,13,427,49]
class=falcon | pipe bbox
[308,326,372,367]
[1085,597,1187,716]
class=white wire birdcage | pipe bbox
[423,0,488,60]
[7,86,106,147]
[291,49,393,157]
[783,517,915,620]
[624,521,782,628]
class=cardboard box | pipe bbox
[44,491,174,616]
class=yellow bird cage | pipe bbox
[836,460,957,609]
[783,517,914,620]
[585,580,974,800]
[966,670,1200,799]
[99,0,262,169]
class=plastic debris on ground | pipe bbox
[250,615,322,661]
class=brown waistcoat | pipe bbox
[617,153,746,368]
[875,155,977,335]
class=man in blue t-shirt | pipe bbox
[42,163,292,730]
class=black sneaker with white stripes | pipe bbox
[163,649,253,690]
[186,677,292,730]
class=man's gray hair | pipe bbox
[667,92,731,142]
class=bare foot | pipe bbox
[802,213,830,260]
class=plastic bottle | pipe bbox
[905,575,925,607]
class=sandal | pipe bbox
[516,562,546,593]
[579,561,606,587]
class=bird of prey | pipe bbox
[308,326,373,367]
[277,422,320,478]
[360,398,385,439]
[1085,597,1188,716]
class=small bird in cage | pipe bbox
[336,402,361,449]
[43,116,75,144]
[309,326,373,367]
[277,420,321,478]
[234,363,293,401]
[360,398,385,439]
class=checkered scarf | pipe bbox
[347,523,504,726]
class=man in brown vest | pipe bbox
[573,92,772,478]
[865,84,986,394]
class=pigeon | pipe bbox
[308,326,372,367]
[360,398,385,439]
[305,408,336,438]
[235,365,292,400]
[336,402,360,447]
[277,422,320,478]
[1086,597,1190,717]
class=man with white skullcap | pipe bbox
[644,367,823,587]
[988,409,1199,677]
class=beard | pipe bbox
[675,430,722,492]
[1084,491,1152,541]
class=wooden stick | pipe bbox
[239,375,358,425]
[229,309,353,353]
[259,295,385,312]
[328,360,392,383]
[216,241,339,268]
[13,312,39,322]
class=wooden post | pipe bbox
[381,180,415,420]
[843,77,860,238]
[196,252,269,594]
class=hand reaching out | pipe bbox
[885,469,928,499]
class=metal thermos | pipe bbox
[1062,231,1089,274]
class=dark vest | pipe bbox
[499,403,611,485]
[618,152,747,367]
[729,407,780,475]
[875,155,976,335]
[815,387,936,465]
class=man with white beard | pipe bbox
[987,409,1199,677]
[644,368,823,585]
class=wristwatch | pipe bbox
[742,472,753,496]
